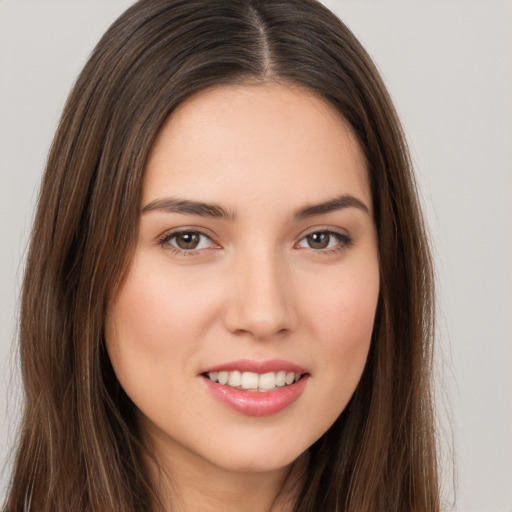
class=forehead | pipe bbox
[142,83,371,214]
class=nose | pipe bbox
[223,247,298,340]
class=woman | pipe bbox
[4,0,439,510]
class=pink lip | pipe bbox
[202,375,308,417]
[200,359,309,417]
[201,358,307,374]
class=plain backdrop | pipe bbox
[1,1,511,511]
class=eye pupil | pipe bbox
[307,232,330,249]
[176,232,200,249]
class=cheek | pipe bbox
[308,264,378,336]
[288,261,379,446]
[300,259,379,382]
[108,258,215,343]
[104,257,220,393]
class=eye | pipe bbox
[158,230,217,253]
[296,230,351,252]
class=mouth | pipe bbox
[203,370,304,392]
[200,360,309,416]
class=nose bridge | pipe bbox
[225,242,296,339]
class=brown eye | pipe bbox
[305,232,330,249]
[174,232,201,250]
[297,230,352,252]
[158,229,217,254]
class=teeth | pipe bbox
[259,372,276,391]
[206,370,302,391]
[228,370,241,387]
[241,371,259,390]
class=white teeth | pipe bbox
[259,372,276,391]
[241,371,259,390]
[206,370,303,391]
[228,370,241,387]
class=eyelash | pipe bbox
[295,229,353,255]
[157,228,352,256]
[157,230,218,256]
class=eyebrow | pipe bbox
[142,197,236,220]
[141,194,369,220]
[294,194,370,219]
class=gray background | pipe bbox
[1,1,511,510]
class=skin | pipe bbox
[105,82,380,512]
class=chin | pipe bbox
[196,426,316,475]
[212,449,301,474]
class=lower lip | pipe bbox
[202,376,308,417]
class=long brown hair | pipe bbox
[5,0,439,510]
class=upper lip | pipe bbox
[201,358,308,375]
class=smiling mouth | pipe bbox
[203,370,304,392]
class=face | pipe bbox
[105,83,380,476]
